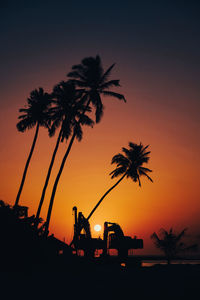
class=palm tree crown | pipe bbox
[151,228,188,258]
[110,142,153,186]
[67,55,126,123]
[17,88,52,132]
[151,228,198,263]
[49,81,94,142]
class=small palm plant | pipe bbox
[87,142,153,220]
[151,228,198,264]
[15,88,52,206]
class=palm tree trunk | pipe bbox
[44,131,76,236]
[44,98,91,235]
[87,173,127,221]
[15,122,40,206]
[35,128,62,222]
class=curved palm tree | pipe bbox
[87,142,153,220]
[15,88,52,207]
[67,55,126,123]
[35,81,90,222]
[43,56,126,235]
[151,228,198,264]
[44,88,94,236]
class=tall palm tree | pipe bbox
[87,142,153,220]
[44,89,94,236]
[67,55,126,123]
[151,228,198,264]
[35,81,90,222]
[15,88,52,207]
[44,56,126,235]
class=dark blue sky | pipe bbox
[1,1,200,88]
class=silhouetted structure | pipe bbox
[103,221,143,260]
[71,206,104,258]
[71,206,143,263]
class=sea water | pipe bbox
[142,259,200,267]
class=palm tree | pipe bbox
[87,142,153,220]
[35,81,90,223]
[151,228,198,264]
[15,88,52,207]
[43,56,126,235]
[67,55,126,123]
[44,89,94,236]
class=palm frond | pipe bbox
[139,144,150,153]
[79,114,94,127]
[68,79,87,87]
[139,166,152,173]
[100,80,120,90]
[74,123,83,141]
[102,91,126,102]
[139,169,153,182]
[121,147,130,158]
[18,114,28,120]
[67,71,86,82]
[92,93,103,123]
[18,108,29,113]
[49,118,62,137]
[17,118,36,132]
[100,63,116,83]
[61,121,72,142]
[82,56,97,66]
[151,232,162,248]
[109,166,127,179]
[111,153,129,166]
[175,228,188,242]
[71,64,84,71]
[137,175,141,187]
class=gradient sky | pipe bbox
[1,1,200,254]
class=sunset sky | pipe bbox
[1,1,200,255]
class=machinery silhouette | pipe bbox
[70,206,143,262]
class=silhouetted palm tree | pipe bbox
[87,142,153,220]
[67,55,126,123]
[151,228,198,264]
[35,81,90,222]
[15,88,52,206]
[44,90,94,236]
[44,56,126,235]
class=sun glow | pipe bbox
[94,224,101,232]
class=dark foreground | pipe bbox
[0,203,199,299]
[0,259,199,300]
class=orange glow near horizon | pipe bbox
[1,64,200,255]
